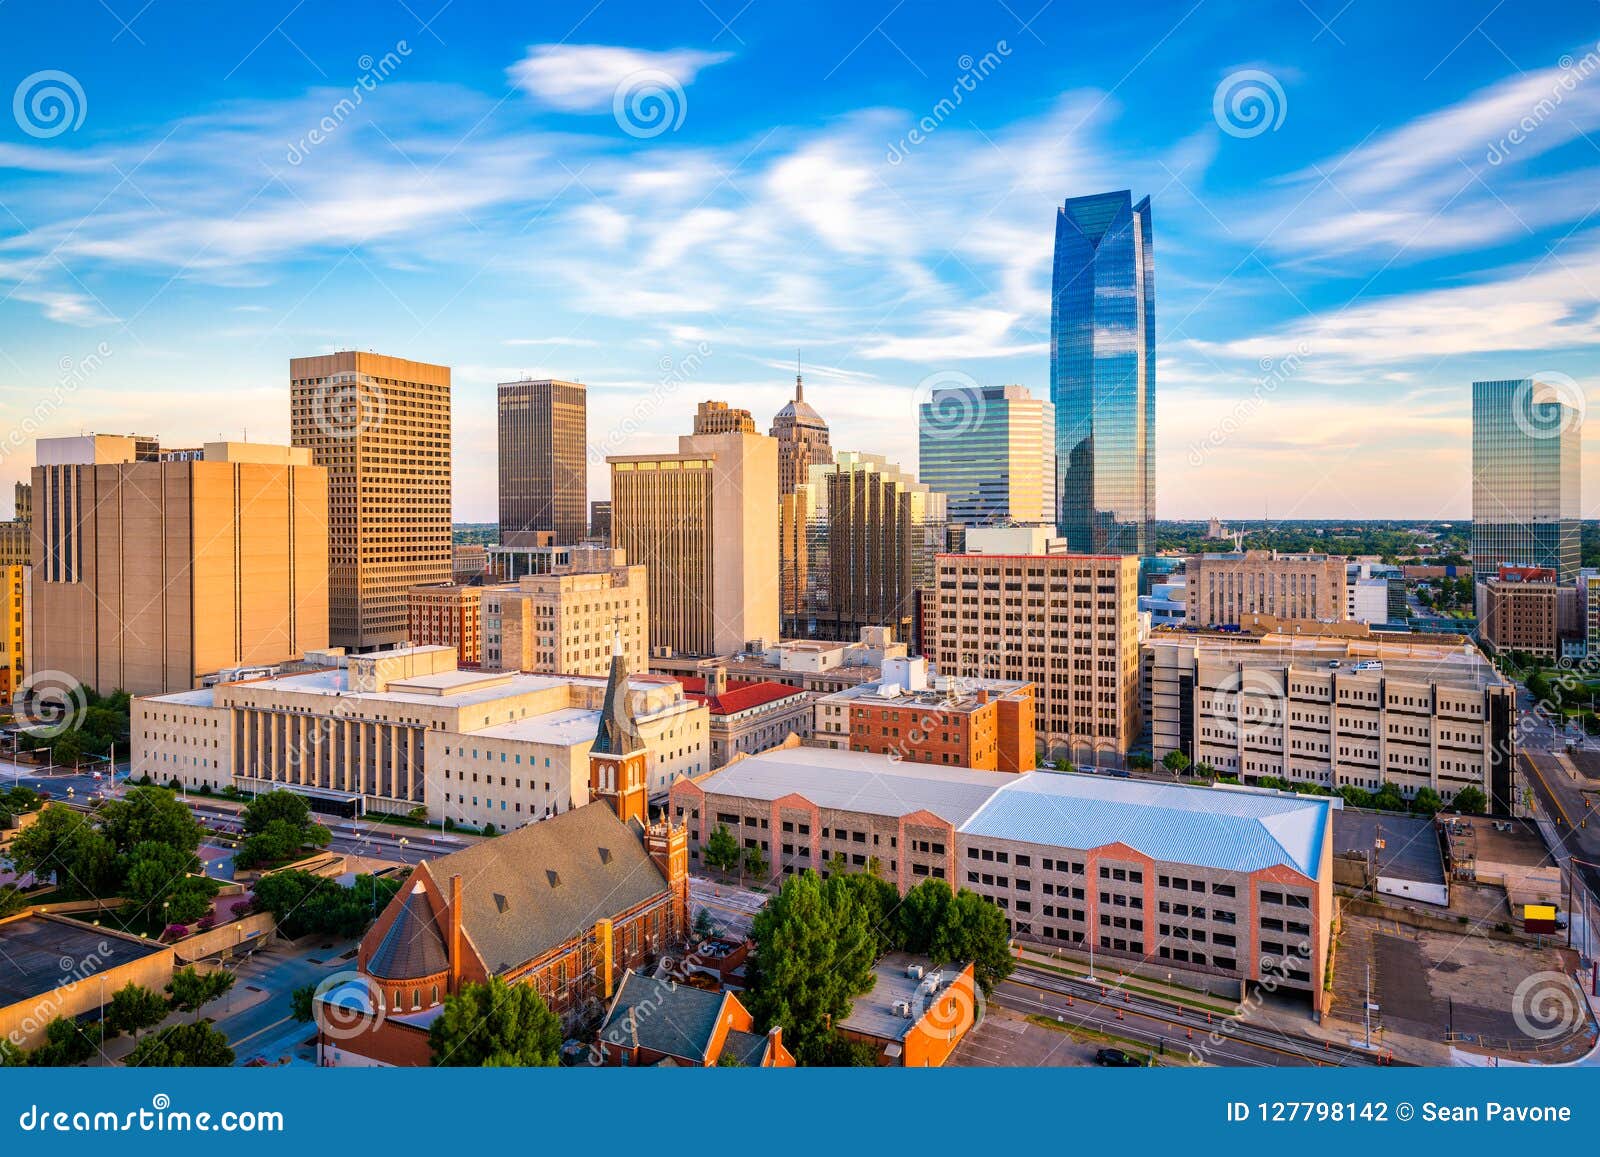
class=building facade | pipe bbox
[786,452,946,645]
[1051,190,1155,556]
[671,747,1334,1000]
[291,352,452,652]
[1185,552,1348,627]
[1146,632,1517,812]
[925,527,1141,766]
[676,667,813,768]
[692,399,757,435]
[482,550,647,677]
[408,583,485,666]
[31,437,328,696]
[609,431,779,657]
[0,565,23,706]
[131,644,710,818]
[1476,567,1574,660]
[1472,378,1581,582]
[918,383,1054,528]
[498,379,588,546]
[589,500,611,543]
[812,656,1036,773]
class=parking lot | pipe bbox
[951,1007,1100,1067]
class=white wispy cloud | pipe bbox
[507,44,732,111]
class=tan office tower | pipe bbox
[291,351,451,652]
[609,431,779,657]
[31,436,328,696]
[498,379,587,546]
[693,400,757,435]
[1185,551,1348,627]
[926,526,1141,767]
[770,370,833,497]
[786,451,946,645]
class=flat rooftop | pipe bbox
[1153,634,1506,692]
[839,953,968,1044]
[0,916,167,1008]
[1332,810,1445,886]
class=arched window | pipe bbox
[431,985,440,1006]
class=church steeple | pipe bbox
[589,622,648,825]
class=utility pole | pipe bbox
[1363,963,1372,1050]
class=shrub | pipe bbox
[161,923,190,941]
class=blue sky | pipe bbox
[1,0,1598,521]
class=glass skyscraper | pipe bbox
[1471,378,1581,581]
[1050,190,1155,555]
[918,383,1054,528]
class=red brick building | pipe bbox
[593,970,794,1066]
[320,639,690,1066]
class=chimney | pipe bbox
[977,687,990,705]
[706,665,727,700]
[768,1025,784,1060]
[447,873,463,994]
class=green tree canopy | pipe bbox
[26,1017,97,1067]
[1452,786,1488,815]
[7,804,119,897]
[104,983,170,1040]
[166,966,235,1021]
[124,1022,234,1067]
[703,823,740,873]
[428,977,561,1067]
[1410,787,1444,816]
[98,786,202,856]
[745,870,879,1065]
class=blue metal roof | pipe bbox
[959,773,1329,878]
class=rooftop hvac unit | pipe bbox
[906,964,924,980]
[893,1000,913,1018]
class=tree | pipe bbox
[236,819,311,868]
[1410,787,1444,816]
[1372,783,1406,813]
[291,984,316,1023]
[236,791,330,867]
[104,983,169,1040]
[250,870,404,939]
[428,977,561,1067]
[120,840,202,914]
[1127,752,1153,770]
[166,966,235,1021]
[27,1016,97,1066]
[692,907,717,941]
[482,822,498,837]
[895,877,953,954]
[1338,785,1374,810]
[0,1038,22,1067]
[0,885,28,919]
[124,1022,234,1067]
[242,789,313,834]
[98,786,202,856]
[745,871,879,1065]
[743,845,767,879]
[1452,786,1488,816]
[7,804,118,897]
[703,824,740,873]
[1162,750,1191,776]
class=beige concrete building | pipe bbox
[132,645,710,820]
[498,379,587,546]
[1146,631,1517,812]
[409,583,485,665]
[925,527,1141,767]
[1185,551,1348,627]
[676,666,813,768]
[692,400,756,435]
[291,351,451,652]
[650,628,906,695]
[482,549,647,677]
[609,431,778,657]
[451,544,488,583]
[31,436,328,696]
[672,746,1335,998]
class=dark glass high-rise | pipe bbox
[1050,190,1155,555]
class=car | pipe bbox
[1093,1048,1143,1067]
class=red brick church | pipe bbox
[320,639,690,1067]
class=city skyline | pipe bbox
[0,4,1597,522]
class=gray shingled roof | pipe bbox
[719,1028,771,1066]
[598,971,726,1063]
[368,882,450,980]
[424,804,668,975]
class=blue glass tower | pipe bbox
[1050,190,1155,555]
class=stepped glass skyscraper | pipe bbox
[1471,378,1582,582]
[919,383,1054,528]
[1050,190,1155,555]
